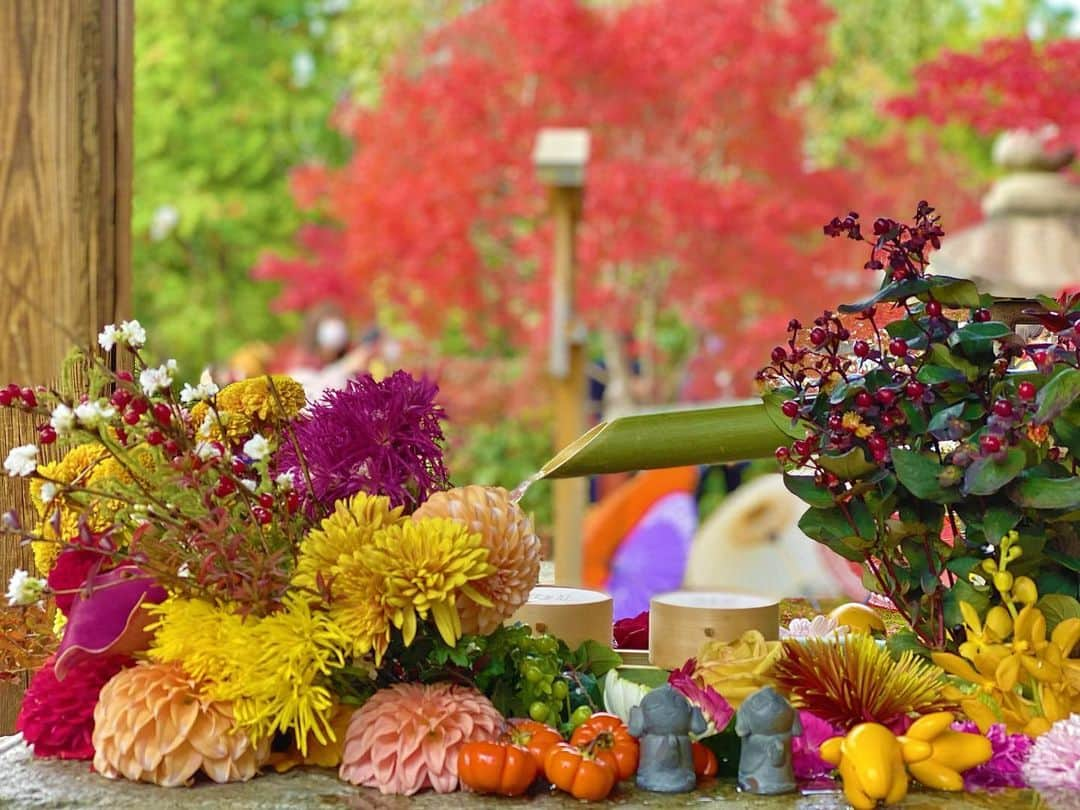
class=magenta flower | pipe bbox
[668,659,734,735]
[792,710,841,780]
[275,371,449,513]
[951,720,1032,790]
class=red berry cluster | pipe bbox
[824,200,943,282]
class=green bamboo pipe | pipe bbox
[539,403,788,479]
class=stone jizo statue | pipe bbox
[735,686,799,794]
[628,684,707,793]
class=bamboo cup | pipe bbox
[648,591,779,669]
[512,586,613,648]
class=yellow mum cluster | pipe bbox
[190,375,306,442]
[296,493,494,664]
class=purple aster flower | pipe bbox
[793,710,841,781]
[952,720,1033,790]
[1022,715,1080,794]
[275,371,449,513]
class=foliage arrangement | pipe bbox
[759,201,1080,651]
[0,323,624,792]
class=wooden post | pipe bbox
[0,0,133,733]
[533,130,589,586]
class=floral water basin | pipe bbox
[0,736,1064,810]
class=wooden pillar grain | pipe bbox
[0,0,133,733]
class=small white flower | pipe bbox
[180,380,220,405]
[98,324,120,352]
[243,434,271,461]
[275,471,295,491]
[4,444,38,477]
[195,441,221,461]
[197,411,216,439]
[119,320,147,349]
[149,205,179,242]
[39,482,58,506]
[780,614,844,641]
[6,569,46,607]
[49,404,76,436]
[74,400,117,429]
[177,563,191,579]
[139,364,174,397]
[240,479,257,492]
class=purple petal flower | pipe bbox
[1021,715,1080,793]
[669,659,734,734]
[275,371,449,513]
[952,720,1033,790]
[793,710,841,780]
[54,565,166,680]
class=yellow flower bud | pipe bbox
[981,559,998,574]
[993,571,1014,594]
[1010,576,1038,605]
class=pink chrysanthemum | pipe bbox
[792,711,841,781]
[339,682,504,795]
[276,371,449,513]
[952,720,1032,790]
[1022,714,1080,793]
[16,653,131,759]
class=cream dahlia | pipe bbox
[413,485,540,634]
[92,661,269,786]
[339,682,504,795]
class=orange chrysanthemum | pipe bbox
[413,485,541,634]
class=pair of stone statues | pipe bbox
[629,684,797,794]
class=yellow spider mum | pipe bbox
[327,550,395,663]
[365,518,493,649]
[292,493,405,593]
[190,374,306,442]
[150,595,351,754]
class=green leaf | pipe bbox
[783,473,836,509]
[923,276,981,308]
[886,629,931,661]
[886,319,924,340]
[947,321,1013,347]
[1035,367,1080,424]
[1010,476,1080,511]
[839,278,931,313]
[943,579,990,628]
[927,402,966,436]
[1036,594,1080,633]
[572,640,622,678]
[817,447,878,480]
[892,448,958,502]
[982,506,1021,546]
[613,667,670,688]
[1044,548,1080,573]
[916,364,966,385]
[926,343,979,382]
[762,391,809,439]
[798,507,867,562]
[963,448,1026,496]
[898,399,928,436]
[1051,412,1080,456]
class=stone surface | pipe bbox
[0,736,1070,809]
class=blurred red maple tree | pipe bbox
[256,0,979,409]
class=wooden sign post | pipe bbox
[0,0,133,732]
[533,129,590,586]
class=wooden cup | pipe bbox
[511,586,613,648]
[648,590,779,669]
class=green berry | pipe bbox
[525,666,543,684]
[552,680,569,701]
[529,701,550,722]
[570,705,592,729]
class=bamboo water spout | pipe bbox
[521,403,787,491]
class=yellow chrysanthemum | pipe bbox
[364,518,493,649]
[29,443,143,573]
[190,374,306,441]
[292,493,405,593]
[149,595,350,755]
[327,550,395,663]
[147,597,246,686]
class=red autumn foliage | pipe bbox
[888,36,1080,152]
[257,0,979,402]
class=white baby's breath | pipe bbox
[180,380,220,405]
[140,364,175,397]
[39,482,58,506]
[49,404,76,436]
[4,444,38,477]
[97,324,120,352]
[275,471,295,491]
[119,320,147,349]
[74,400,117,429]
[6,569,46,607]
[242,434,270,461]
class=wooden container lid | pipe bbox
[649,590,779,669]
[511,586,613,649]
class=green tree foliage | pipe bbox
[132,0,442,375]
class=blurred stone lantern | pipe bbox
[929,128,1080,324]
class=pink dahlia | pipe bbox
[952,720,1032,790]
[16,653,131,759]
[1023,714,1080,793]
[339,682,504,795]
[669,658,734,735]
